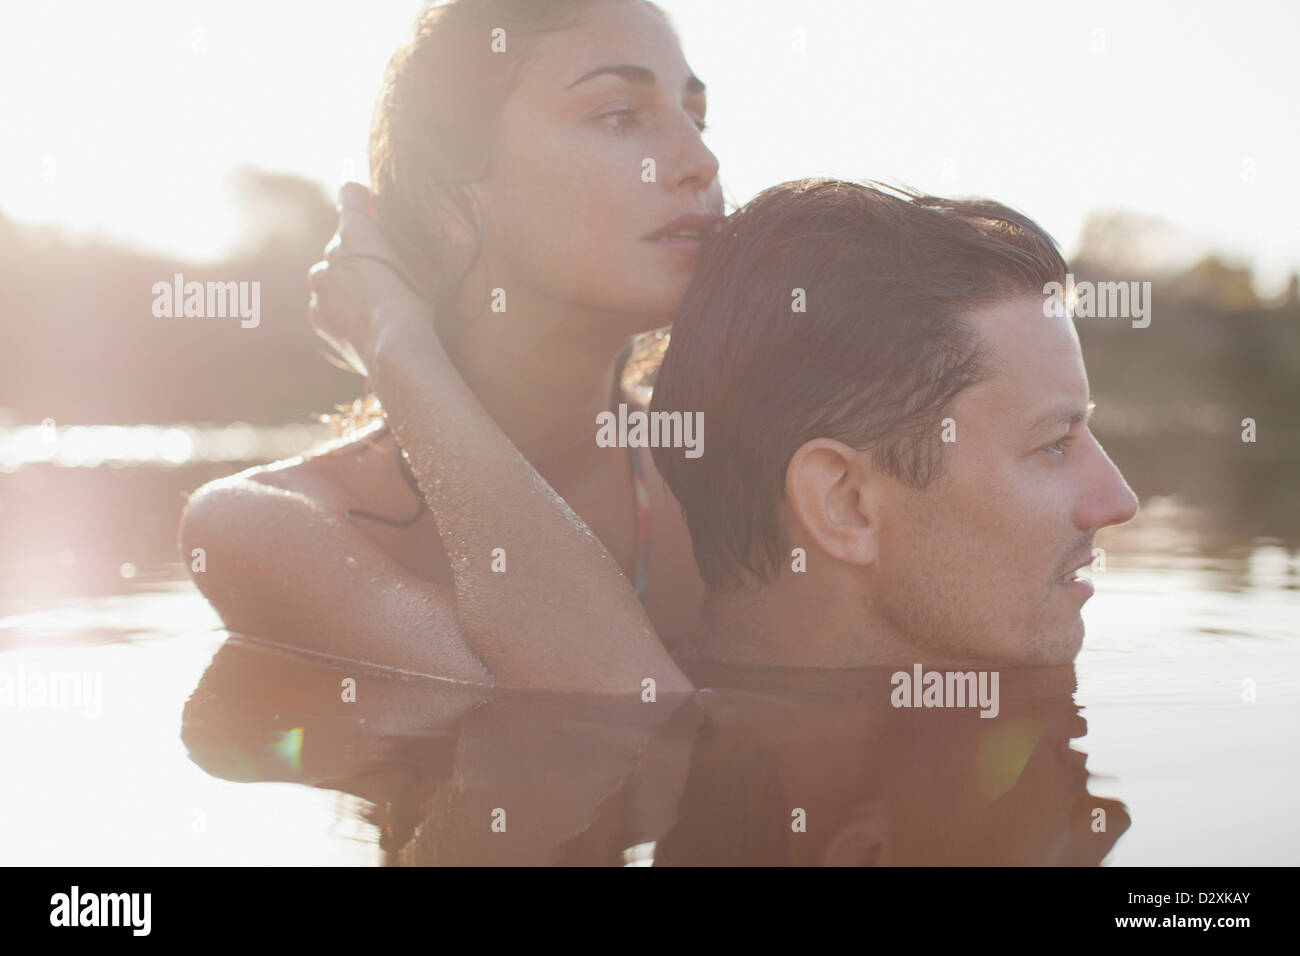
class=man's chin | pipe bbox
[893,612,1085,667]
[1064,612,1086,652]
[985,618,1085,667]
[1033,617,1085,665]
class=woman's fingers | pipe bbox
[323,183,379,265]
[338,181,374,217]
[324,208,386,271]
[323,228,344,264]
[308,259,356,330]
[307,259,329,293]
[339,204,393,259]
[307,183,427,378]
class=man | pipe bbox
[650,179,1139,668]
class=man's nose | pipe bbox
[1077,438,1140,532]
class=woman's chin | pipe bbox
[599,289,686,331]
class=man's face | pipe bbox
[873,293,1139,665]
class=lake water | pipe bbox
[1,426,1297,865]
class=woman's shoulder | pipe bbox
[211,415,446,579]
[227,417,395,500]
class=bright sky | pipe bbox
[3,0,1297,291]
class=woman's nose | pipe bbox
[669,113,720,193]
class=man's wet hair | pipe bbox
[650,178,1067,590]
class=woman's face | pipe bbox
[469,1,723,325]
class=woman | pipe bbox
[180,0,721,693]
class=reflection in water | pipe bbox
[5,418,1291,864]
[0,422,334,471]
[182,639,1129,866]
[0,423,337,607]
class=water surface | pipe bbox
[1,427,1297,865]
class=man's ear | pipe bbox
[785,438,879,567]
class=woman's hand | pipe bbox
[308,182,434,378]
[302,187,691,695]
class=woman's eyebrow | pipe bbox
[565,64,706,95]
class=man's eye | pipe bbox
[1044,433,1077,457]
[597,108,641,131]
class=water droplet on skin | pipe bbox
[345,556,359,570]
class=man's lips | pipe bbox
[1056,568,1090,584]
[1056,555,1095,596]
[1055,551,1095,584]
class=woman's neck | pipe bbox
[447,284,661,476]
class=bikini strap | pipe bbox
[628,437,652,603]
[613,340,652,603]
[343,419,429,528]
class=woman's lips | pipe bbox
[644,235,704,254]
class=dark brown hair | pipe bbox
[334,0,668,432]
[650,178,1067,589]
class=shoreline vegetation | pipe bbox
[2,171,1298,609]
[4,171,1294,443]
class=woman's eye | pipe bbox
[597,108,641,131]
[596,108,709,135]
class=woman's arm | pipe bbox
[361,311,690,694]
[304,185,692,695]
[179,464,492,683]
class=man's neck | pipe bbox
[694,575,928,669]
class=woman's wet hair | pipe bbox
[651,178,1068,590]
[333,0,667,433]
[369,0,667,336]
